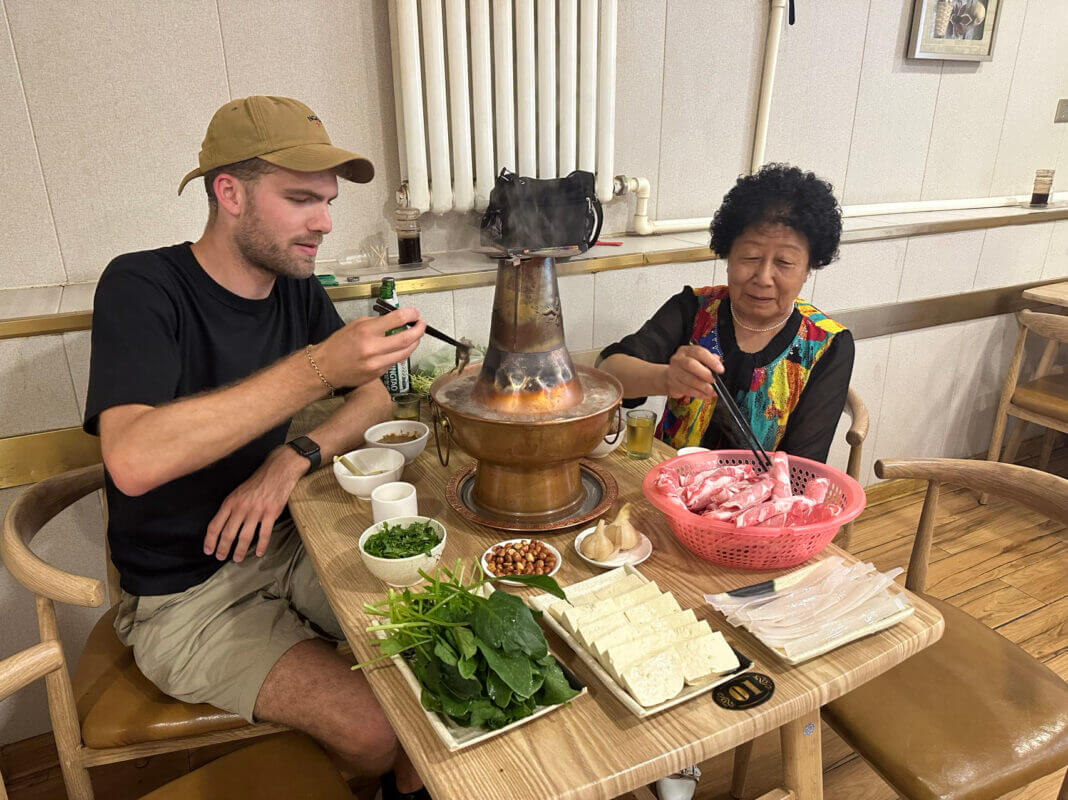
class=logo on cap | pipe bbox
[307,115,322,127]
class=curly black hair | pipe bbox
[710,164,842,269]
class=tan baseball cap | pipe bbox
[178,95,374,195]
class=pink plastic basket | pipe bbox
[641,450,866,571]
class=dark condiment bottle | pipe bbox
[394,206,422,265]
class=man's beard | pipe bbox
[234,204,318,279]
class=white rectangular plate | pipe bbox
[530,565,753,718]
[709,562,916,665]
[373,629,587,751]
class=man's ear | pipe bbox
[213,173,247,217]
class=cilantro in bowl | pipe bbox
[363,520,441,559]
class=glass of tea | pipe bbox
[391,392,422,421]
[625,409,657,460]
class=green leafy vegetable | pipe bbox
[363,520,441,559]
[355,560,579,730]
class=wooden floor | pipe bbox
[3,453,1066,800]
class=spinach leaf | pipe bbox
[449,626,478,660]
[457,655,478,680]
[433,637,459,667]
[535,658,581,705]
[491,573,567,598]
[474,635,536,699]
[484,669,514,709]
[467,698,508,729]
[439,661,483,700]
[471,590,548,659]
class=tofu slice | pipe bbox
[620,649,685,707]
[546,573,643,623]
[590,608,697,661]
[624,592,681,625]
[560,581,659,633]
[574,610,630,648]
[604,621,706,681]
[676,629,740,684]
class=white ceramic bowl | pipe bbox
[676,446,710,457]
[333,447,405,499]
[358,516,447,587]
[364,420,430,464]
[588,432,624,458]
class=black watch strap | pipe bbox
[286,436,321,474]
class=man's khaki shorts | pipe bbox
[114,519,343,723]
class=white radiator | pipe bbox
[388,0,618,213]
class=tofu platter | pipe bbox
[530,565,752,717]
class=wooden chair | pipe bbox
[0,640,352,800]
[834,387,868,551]
[983,310,1067,495]
[819,458,1068,800]
[0,464,287,800]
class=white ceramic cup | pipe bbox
[370,482,418,523]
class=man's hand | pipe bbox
[664,345,724,401]
[313,308,426,390]
[203,445,308,562]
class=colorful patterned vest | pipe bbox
[656,286,845,450]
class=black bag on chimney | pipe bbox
[480,168,603,255]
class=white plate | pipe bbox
[529,565,753,718]
[372,629,586,751]
[573,527,653,570]
[480,538,562,586]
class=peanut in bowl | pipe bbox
[480,538,562,587]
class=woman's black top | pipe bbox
[598,287,855,463]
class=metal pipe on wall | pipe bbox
[751,0,787,173]
[470,0,495,209]
[516,0,537,176]
[558,0,578,175]
[578,0,598,173]
[394,0,430,211]
[420,0,453,213]
[537,0,557,178]
[493,0,516,174]
[595,0,617,203]
[445,0,473,212]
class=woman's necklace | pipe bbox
[733,310,793,333]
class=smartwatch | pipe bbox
[286,436,321,474]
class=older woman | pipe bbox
[599,164,853,464]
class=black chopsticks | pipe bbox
[373,299,468,351]
[710,371,772,472]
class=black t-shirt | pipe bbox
[84,243,344,596]
[599,287,854,463]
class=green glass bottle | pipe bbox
[378,277,411,395]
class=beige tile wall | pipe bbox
[2,0,1064,292]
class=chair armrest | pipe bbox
[875,458,1068,526]
[1,464,106,607]
[0,641,64,702]
[844,387,869,447]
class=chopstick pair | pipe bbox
[709,370,772,472]
[373,299,468,351]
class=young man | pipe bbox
[85,96,428,798]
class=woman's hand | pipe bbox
[664,345,724,401]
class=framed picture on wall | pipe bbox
[908,0,1001,61]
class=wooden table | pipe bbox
[1023,280,1068,308]
[289,439,944,800]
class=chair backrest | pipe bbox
[874,458,1068,592]
[1,464,108,800]
[1019,309,1068,344]
[0,641,66,800]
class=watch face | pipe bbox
[291,437,317,456]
